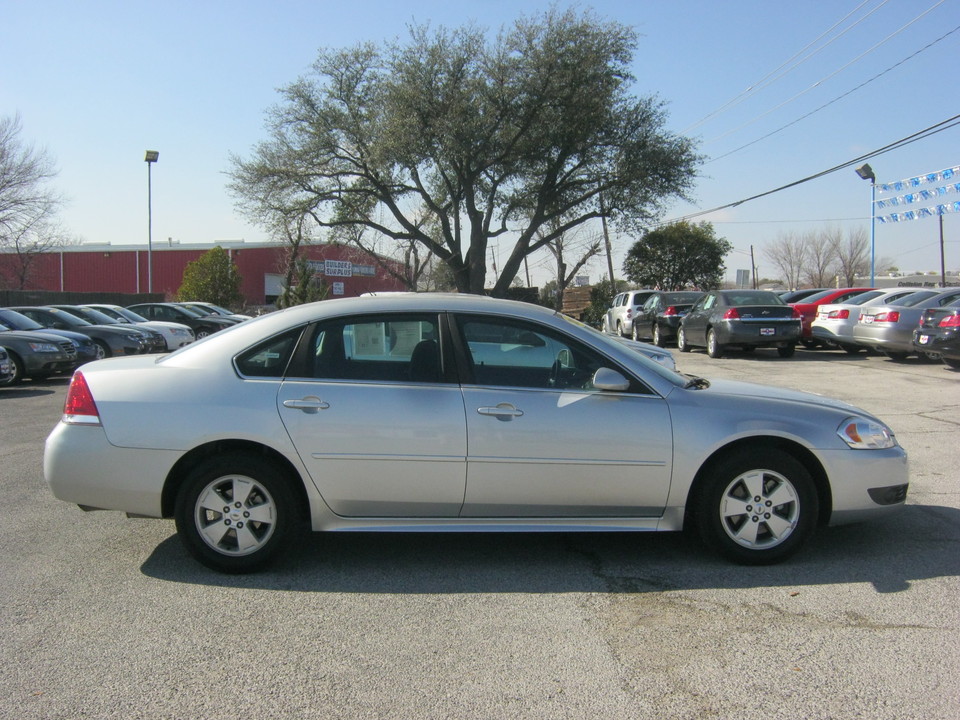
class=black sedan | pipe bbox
[11,306,149,359]
[631,291,705,346]
[51,305,166,354]
[913,298,960,369]
[679,290,802,358]
[0,321,78,383]
[128,303,235,338]
[0,308,99,364]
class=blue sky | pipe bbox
[3,0,958,286]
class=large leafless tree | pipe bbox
[0,114,65,289]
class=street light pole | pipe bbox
[855,163,876,286]
[145,150,159,293]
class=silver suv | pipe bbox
[602,290,655,337]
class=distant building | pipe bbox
[0,240,407,306]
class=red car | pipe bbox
[789,288,873,346]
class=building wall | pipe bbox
[0,242,407,305]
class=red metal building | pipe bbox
[0,241,407,306]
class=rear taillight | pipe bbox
[663,306,678,316]
[939,315,960,328]
[723,308,741,320]
[874,311,900,323]
[63,371,101,426]
[828,309,850,319]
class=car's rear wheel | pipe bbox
[652,324,665,347]
[706,329,724,358]
[174,454,298,573]
[677,327,691,352]
[883,350,910,362]
[777,344,796,358]
[695,448,817,565]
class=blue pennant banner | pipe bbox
[876,165,959,195]
[877,200,960,224]
[876,182,960,209]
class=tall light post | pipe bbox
[855,163,876,286]
[145,150,159,293]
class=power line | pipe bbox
[682,0,885,134]
[664,114,960,225]
[708,23,960,163]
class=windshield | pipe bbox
[0,308,45,331]
[897,291,940,307]
[848,290,886,305]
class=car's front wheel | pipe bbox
[174,454,298,573]
[695,448,817,565]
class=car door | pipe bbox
[682,293,715,346]
[274,314,468,517]
[454,314,673,517]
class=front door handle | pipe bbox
[282,396,330,414]
[477,403,524,421]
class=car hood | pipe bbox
[690,377,876,418]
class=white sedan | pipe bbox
[45,294,908,573]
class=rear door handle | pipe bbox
[282,397,330,414]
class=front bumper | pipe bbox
[819,445,909,525]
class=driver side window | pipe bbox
[456,316,610,390]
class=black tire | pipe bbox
[883,350,910,362]
[174,453,298,573]
[777,344,796,358]
[616,320,625,338]
[631,323,640,341]
[677,328,691,353]
[706,329,724,358]
[94,340,110,359]
[694,448,818,565]
[653,324,665,347]
[195,329,211,339]
[6,352,24,385]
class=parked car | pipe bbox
[44,294,908,572]
[128,302,235,338]
[854,289,960,360]
[82,304,195,351]
[778,288,829,304]
[0,346,12,385]
[179,301,252,322]
[601,290,656,337]
[11,306,149,359]
[913,298,960,369]
[0,321,78,383]
[810,289,927,354]
[789,288,874,347]
[678,290,801,358]
[0,308,99,364]
[50,305,166,354]
[631,291,705,346]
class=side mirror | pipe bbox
[593,367,630,392]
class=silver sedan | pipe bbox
[45,294,908,572]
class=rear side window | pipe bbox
[235,328,303,378]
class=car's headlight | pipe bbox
[837,417,897,449]
[28,342,59,353]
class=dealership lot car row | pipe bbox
[601,286,960,368]
[0,302,254,385]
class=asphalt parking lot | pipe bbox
[1,348,958,720]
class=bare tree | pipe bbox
[763,233,807,289]
[804,230,839,287]
[0,114,64,289]
[542,224,602,310]
[831,226,869,286]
